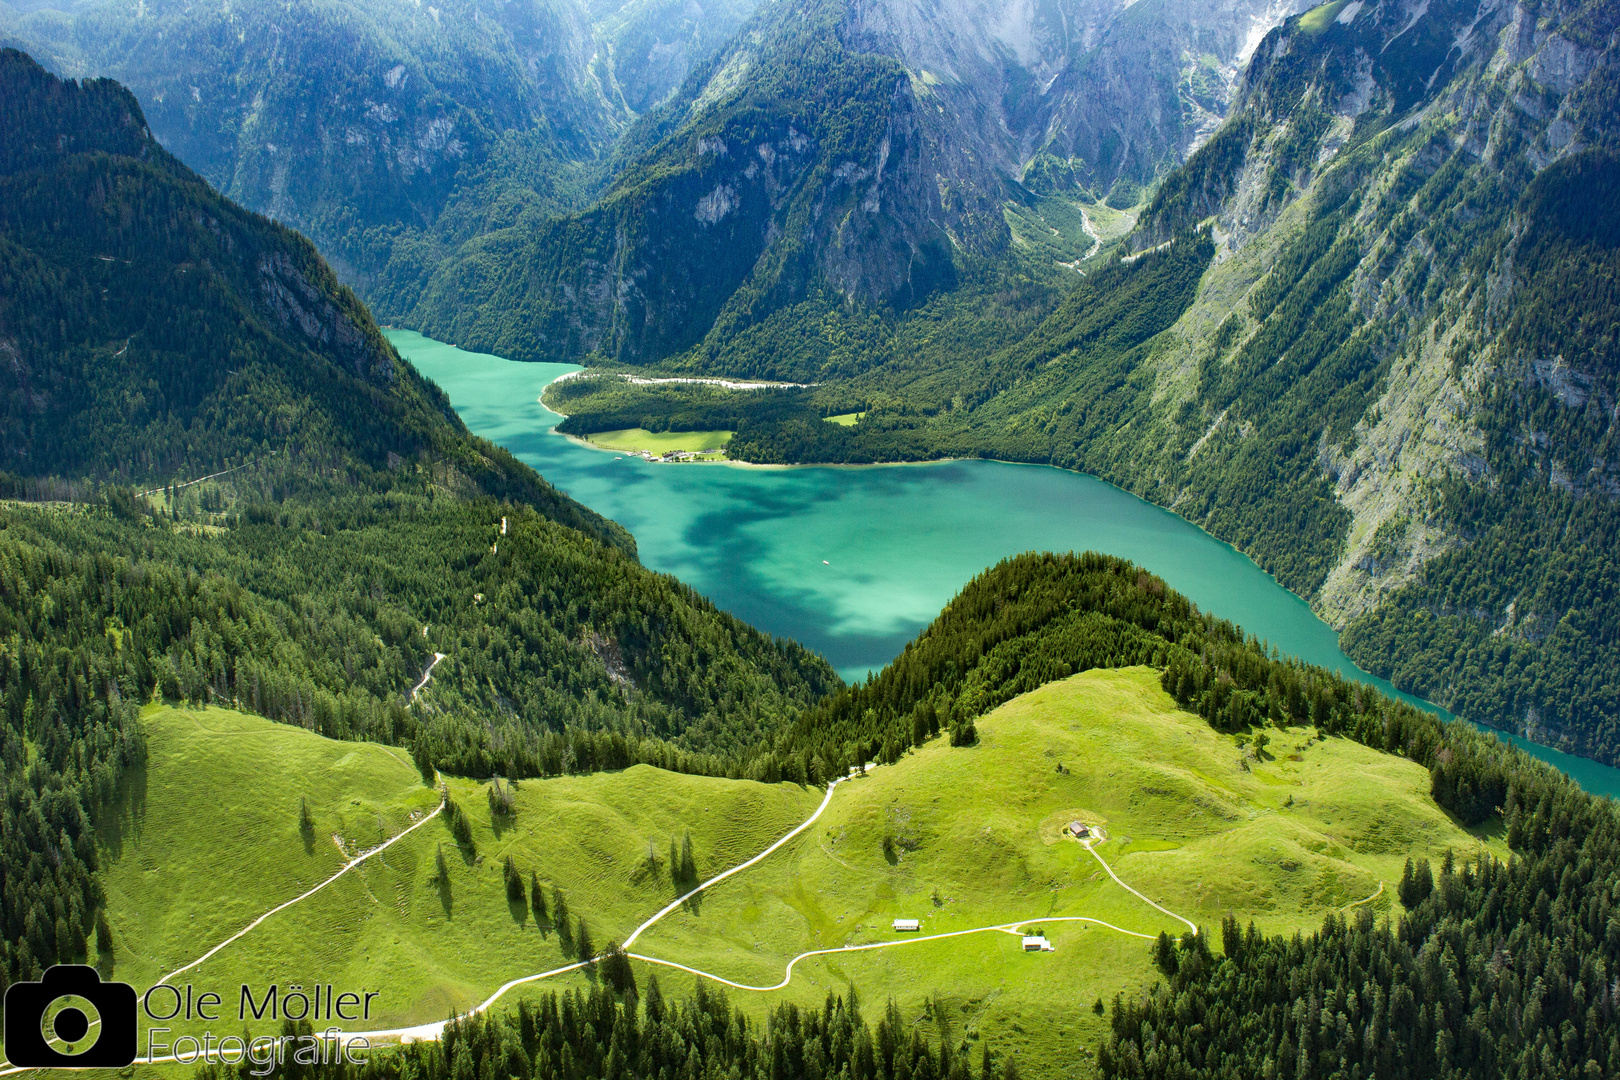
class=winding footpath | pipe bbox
[155,799,446,988]
[629,916,1155,993]
[410,653,447,701]
[0,768,1195,1074]
[1081,839,1199,936]
[0,799,446,1077]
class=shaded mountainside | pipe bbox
[0,47,627,549]
[404,0,1311,366]
[0,0,757,315]
[558,0,1620,767]
[0,53,840,988]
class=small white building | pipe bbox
[1022,935,1053,952]
[893,919,921,932]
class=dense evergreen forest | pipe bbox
[0,50,838,990]
[198,979,1023,1080]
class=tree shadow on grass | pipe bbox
[97,755,148,863]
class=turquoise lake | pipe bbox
[390,330,1620,799]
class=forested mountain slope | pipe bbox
[0,45,626,546]
[559,0,1620,768]
[1087,0,1620,762]
[0,51,838,987]
[0,0,757,315]
[401,0,1311,365]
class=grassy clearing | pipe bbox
[1080,201,1138,247]
[583,428,732,454]
[90,671,1498,1078]
[1298,0,1351,35]
[824,413,866,426]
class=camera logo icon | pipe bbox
[4,965,137,1068]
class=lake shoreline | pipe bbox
[392,328,1620,797]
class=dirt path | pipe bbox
[154,795,445,987]
[628,915,1156,993]
[1344,881,1385,909]
[410,653,446,700]
[1081,839,1199,935]
[136,453,275,499]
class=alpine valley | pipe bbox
[0,0,1618,1076]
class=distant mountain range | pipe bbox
[2,0,1306,346]
[1,0,758,312]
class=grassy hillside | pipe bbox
[99,705,819,1048]
[634,667,1499,1065]
[92,664,1495,1076]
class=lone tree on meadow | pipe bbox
[504,855,524,903]
[553,887,570,931]
[679,834,696,887]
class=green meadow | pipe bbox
[87,669,1499,1077]
[581,429,733,455]
[631,668,1503,1065]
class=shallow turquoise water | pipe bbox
[391,330,1620,799]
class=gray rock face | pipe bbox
[402,0,1316,363]
[849,0,1314,198]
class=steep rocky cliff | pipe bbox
[404,0,1313,363]
[1108,0,1620,755]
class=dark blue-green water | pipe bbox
[391,330,1620,799]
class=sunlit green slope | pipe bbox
[96,668,1497,1076]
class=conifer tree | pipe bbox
[644,973,665,1025]
[553,888,569,931]
[576,917,594,961]
[680,834,696,885]
[504,855,524,903]
[412,739,435,785]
